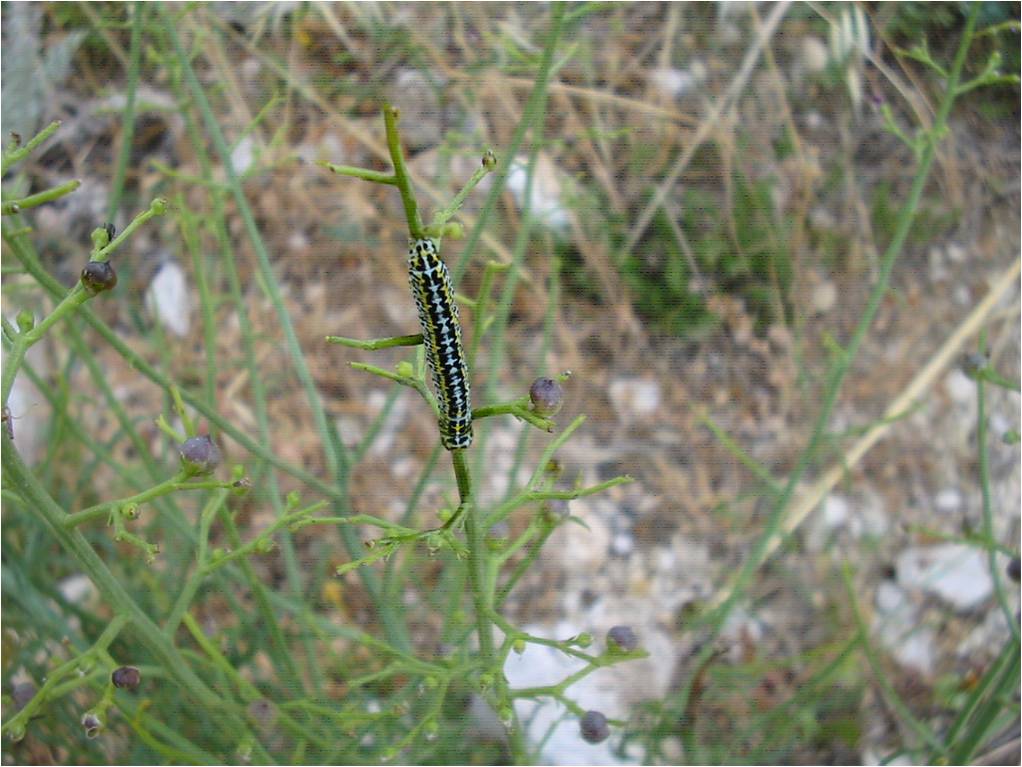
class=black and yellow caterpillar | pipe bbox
[408,238,472,450]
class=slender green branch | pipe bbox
[1,120,61,175]
[383,105,425,237]
[1,615,129,740]
[63,472,237,528]
[327,333,423,350]
[842,564,945,754]
[2,179,81,215]
[320,161,397,186]
[975,334,1020,644]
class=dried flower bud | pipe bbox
[179,435,222,476]
[111,666,141,690]
[579,710,609,743]
[542,499,570,524]
[81,711,103,738]
[1008,557,1021,583]
[482,149,497,170]
[606,625,638,652]
[960,351,988,378]
[81,261,118,296]
[529,377,564,416]
[11,682,36,711]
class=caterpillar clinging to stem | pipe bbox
[408,237,472,450]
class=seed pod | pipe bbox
[111,666,141,690]
[179,435,222,476]
[606,625,638,652]
[81,261,118,296]
[81,711,103,739]
[579,710,609,743]
[529,377,564,416]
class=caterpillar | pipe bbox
[408,237,472,450]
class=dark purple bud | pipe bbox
[81,261,118,296]
[529,377,564,416]
[81,711,103,738]
[179,435,222,476]
[1008,557,1020,583]
[606,625,638,652]
[111,666,141,690]
[579,710,609,743]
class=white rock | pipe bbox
[610,532,634,557]
[58,574,97,605]
[896,544,993,611]
[945,369,976,406]
[649,63,705,99]
[145,261,191,337]
[608,378,661,420]
[934,487,963,514]
[875,581,908,614]
[231,135,257,175]
[811,280,837,314]
[506,154,571,232]
[801,36,829,73]
[822,494,850,529]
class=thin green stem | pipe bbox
[383,105,425,237]
[975,332,1020,644]
[2,179,82,215]
[107,1,144,219]
[1,120,61,175]
[842,564,945,754]
[62,472,232,528]
[327,333,423,350]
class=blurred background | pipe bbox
[2,2,1019,764]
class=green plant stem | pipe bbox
[1,120,61,175]
[62,472,231,528]
[320,161,396,186]
[842,564,945,754]
[383,105,425,237]
[428,155,496,232]
[326,333,423,349]
[452,450,500,698]
[975,333,1020,644]
[1,432,259,742]
[943,637,1020,760]
[2,179,82,215]
[106,2,144,219]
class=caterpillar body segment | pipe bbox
[408,238,473,450]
